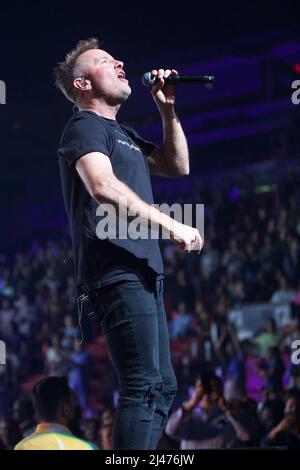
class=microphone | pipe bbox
[142,72,215,87]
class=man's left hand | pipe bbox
[150,68,178,114]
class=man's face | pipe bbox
[59,390,77,424]
[0,421,9,443]
[100,425,113,450]
[75,49,131,105]
[195,379,204,396]
[285,397,296,415]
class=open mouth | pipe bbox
[117,71,127,80]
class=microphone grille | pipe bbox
[141,72,156,87]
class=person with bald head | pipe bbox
[54,38,202,450]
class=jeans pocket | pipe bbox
[115,281,156,315]
[89,284,129,333]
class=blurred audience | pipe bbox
[0,170,300,448]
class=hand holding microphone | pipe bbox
[143,68,214,112]
[147,69,179,109]
[143,69,214,111]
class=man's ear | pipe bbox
[73,77,92,91]
[61,401,75,420]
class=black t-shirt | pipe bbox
[58,108,164,294]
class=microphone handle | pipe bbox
[165,75,214,84]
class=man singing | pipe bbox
[54,38,202,450]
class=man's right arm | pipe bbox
[76,152,203,252]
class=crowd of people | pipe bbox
[0,170,300,449]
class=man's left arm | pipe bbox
[147,69,190,178]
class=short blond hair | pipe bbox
[54,38,100,103]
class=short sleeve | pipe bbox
[58,112,114,167]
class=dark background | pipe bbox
[0,0,300,252]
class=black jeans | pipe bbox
[89,278,178,450]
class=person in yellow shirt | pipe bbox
[14,376,97,450]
